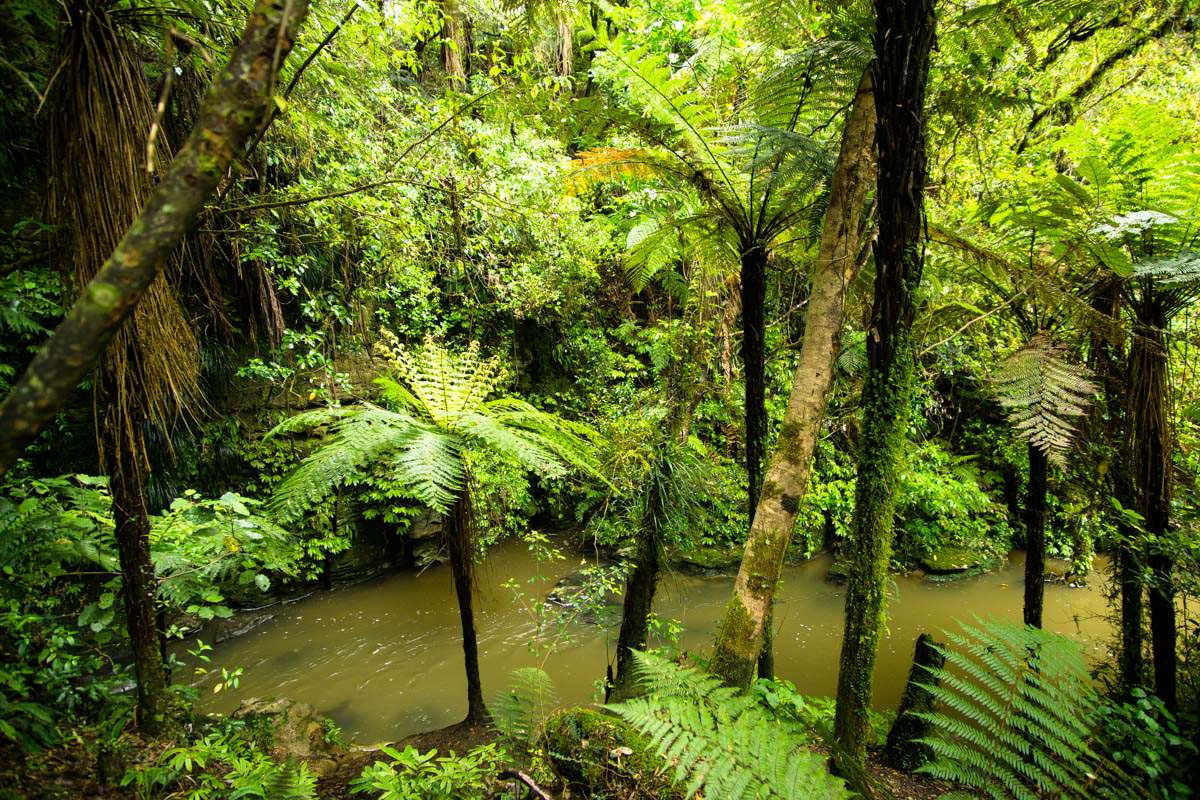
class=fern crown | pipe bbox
[267,333,598,521]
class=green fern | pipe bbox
[491,667,558,762]
[915,619,1103,800]
[267,334,598,523]
[991,334,1095,468]
[609,651,849,800]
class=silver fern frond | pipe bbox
[991,334,1095,468]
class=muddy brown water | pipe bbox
[188,539,1113,743]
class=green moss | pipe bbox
[710,598,757,688]
[86,282,120,313]
[544,708,680,798]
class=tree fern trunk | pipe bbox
[1024,443,1047,628]
[741,244,768,515]
[1130,304,1175,712]
[834,1,935,784]
[709,69,877,689]
[447,493,488,723]
[608,523,660,702]
[105,411,170,735]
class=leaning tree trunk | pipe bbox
[1024,443,1048,628]
[1129,301,1176,712]
[833,1,935,787]
[709,70,877,688]
[446,493,488,724]
[0,0,310,479]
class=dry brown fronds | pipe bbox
[44,0,201,466]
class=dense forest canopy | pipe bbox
[1,0,1199,797]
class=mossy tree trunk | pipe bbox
[1128,299,1176,712]
[0,0,310,479]
[833,0,935,786]
[446,492,488,724]
[1089,283,1145,695]
[710,70,877,688]
[1024,443,1047,628]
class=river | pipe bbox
[189,538,1113,743]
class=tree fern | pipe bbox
[916,619,1104,800]
[991,334,1095,468]
[609,651,849,800]
[268,333,598,521]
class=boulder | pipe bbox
[232,697,340,776]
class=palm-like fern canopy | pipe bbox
[268,333,598,522]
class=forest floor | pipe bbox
[1,718,961,799]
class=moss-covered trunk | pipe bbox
[709,70,877,689]
[447,493,488,723]
[833,0,935,785]
[1023,443,1047,628]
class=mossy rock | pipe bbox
[673,544,743,574]
[544,708,681,798]
[826,558,850,584]
[921,547,1004,582]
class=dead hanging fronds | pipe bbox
[44,0,201,463]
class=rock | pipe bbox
[325,524,399,584]
[211,612,276,644]
[672,544,742,575]
[826,558,850,584]
[407,509,443,540]
[544,572,622,625]
[921,547,1004,583]
[232,697,340,769]
[544,708,680,798]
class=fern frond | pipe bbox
[916,619,1101,800]
[610,651,849,799]
[991,334,1095,468]
[269,406,426,522]
[492,667,558,760]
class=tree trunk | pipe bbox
[741,245,768,515]
[709,69,877,688]
[447,493,488,724]
[441,0,467,83]
[1024,443,1047,628]
[883,633,944,771]
[833,1,935,786]
[1088,282,1144,694]
[1129,303,1175,712]
[607,518,660,702]
[105,411,170,734]
[0,0,309,479]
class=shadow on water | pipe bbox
[185,539,1113,743]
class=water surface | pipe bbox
[190,540,1112,743]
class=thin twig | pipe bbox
[499,769,557,800]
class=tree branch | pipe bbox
[0,0,310,478]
